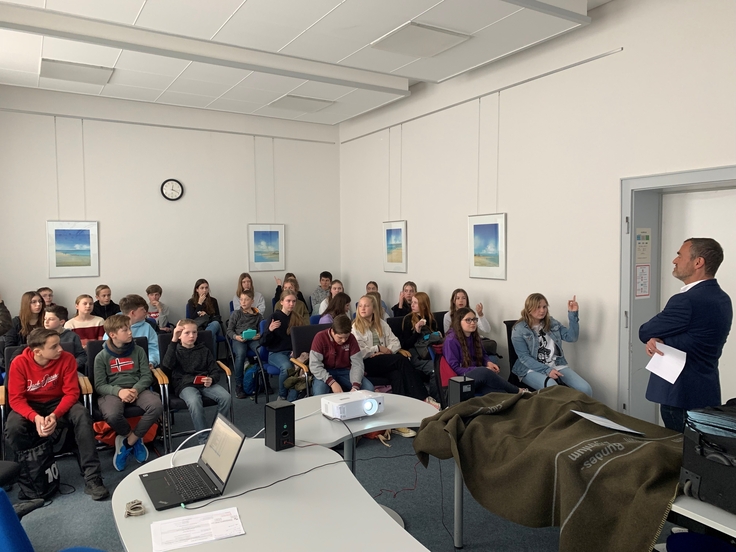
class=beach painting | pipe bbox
[249,224,285,271]
[469,214,506,279]
[47,221,99,278]
[383,221,407,272]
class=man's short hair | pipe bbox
[145,284,163,295]
[104,314,131,335]
[687,238,724,277]
[239,289,254,299]
[320,271,333,281]
[332,314,352,335]
[95,284,110,296]
[45,304,69,322]
[37,286,53,294]
[119,294,148,314]
[28,328,59,350]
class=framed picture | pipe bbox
[468,213,506,280]
[383,220,407,273]
[248,224,285,272]
[47,221,99,278]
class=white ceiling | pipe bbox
[0,0,607,125]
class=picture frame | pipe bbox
[468,213,506,280]
[383,220,407,273]
[47,221,100,278]
[248,224,285,272]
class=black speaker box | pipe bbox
[448,376,475,406]
[265,400,295,451]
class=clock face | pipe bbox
[161,179,183,201]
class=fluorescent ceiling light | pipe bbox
[269,95,334,113]
[40,58,113,85]
[371,22,470,58]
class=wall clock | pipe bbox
[161,179,184,201]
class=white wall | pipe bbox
[0,90,339,322]
[661,189,736,402]
[339,0,736,408]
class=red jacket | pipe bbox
[8,348,80,422]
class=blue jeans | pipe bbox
[269,350,296,401]
[312,369,376,395]
[178,384,232,443]
[660,404,686,432]
[232,339,260,386]
[205,321,223,356]
[521,367,593,396]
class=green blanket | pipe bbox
[413,386,683,552]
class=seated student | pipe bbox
[0,292,10,337]
[37,287,58,309]
[273,273,308,310]
[226,290,263,399]
[318,280,346,315]
[443,289,491,335]
[65,294,105,346]
[232,272,266,314]
[146,284,172,332]
[392,281,417,318]
[164,320,232,444]
[91,284,120,320]
[310,271,332,315]
[366,290,390,321]
[443,307,523,396]
[275,278,309,320]
[310,314,374,395]
[262,290,307,401]
[185,279,224,357]
[319,292,351,324]
[106,295,161,367]
[399,292,441,404]
[94,314,163,471]
[511,293,592,396]
[362,281,390,318]
[44,305,87,370]
[6,328,109,499]
[4,291,45,347]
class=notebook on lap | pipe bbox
[140,414,245,511]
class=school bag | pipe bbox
[15,438,60,500]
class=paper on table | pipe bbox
[151,507,244,552]
[645,343,687,384]
[571,410,645,436]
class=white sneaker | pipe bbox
[392,427,417,438]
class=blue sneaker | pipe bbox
[113,435,131,472]
[132,438,149,463]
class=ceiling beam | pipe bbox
[0,2,410,96]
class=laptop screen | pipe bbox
[200,415,244,486]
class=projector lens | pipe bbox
[363,399,378,415]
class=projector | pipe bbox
[321,391,384,421]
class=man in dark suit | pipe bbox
[639,238,732,432]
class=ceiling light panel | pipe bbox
[43,37,120,66]
[40,58,113,84]
[269,95,333,113]
[371,22,471,58]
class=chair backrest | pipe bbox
[432,311,448,336]
[257,320,270,361]
[229,300,235,313]
[290,324,331,358]
[386,316,403,339]
[85,337,149,381]
[0,488,34,552]
[309,315,322,325]
[158,331,214,379]
[439,356,458,388]
[503,320,518,372]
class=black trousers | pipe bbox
[364,353,428,401]
[5,399,102,482]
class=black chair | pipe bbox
[504,320,533,391]
[289,324,331,397]
[432,311,448,336]
[157,331,234,451]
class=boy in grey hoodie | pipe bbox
[226,290,263,398]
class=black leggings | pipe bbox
[364,353,428,401]
[463,367,519,395]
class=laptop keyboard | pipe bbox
[166,464,214,502]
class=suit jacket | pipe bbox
[639,279,732,409]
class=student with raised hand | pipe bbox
[310,271,332,315]
[273,273,308,309]
[227,289,263,399]
[444,289,491,335]
[392,281,417,318]
[186,279,224,356]
[92,284,120,320]
[0,291,11,337]
[511,293,592,395]
[44,305,87,370]
[146,284,172,332]
[310,314,374,395]
[318,279,345,315]
[319,292,352,324]
[64,294,105,347]
[5,291,46,347]
[233,272,266,315]
[275,278,309,320]
[443,307,523,396]
[262,290,307,401]
[108,294,161,367]
[399,292,441,403]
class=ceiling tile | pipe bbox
[338,89,405,108]
[45,0,145,25]
[207,97,262,114]
[108,68,175,90]
[416,0,521,35]
[238,72,306,94]
[288,81,356,101]
[279,32,366,64]
[222,84,283,104]
[251,105,306,120]
[167,77,232,97]
[339,46,418,74]
[3,0,44,6]
[38,76,103,94]
[0,29,42,73]
[179,62,251,86]
[156,90,214,108]
[0,67,38,87]
[135,0,244,40]
[114,51,191,76]
[295,111,348,125]
[42,37,121,67]
[100,83,162,101]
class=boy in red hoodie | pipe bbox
[5,328,109,500]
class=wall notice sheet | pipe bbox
[151,507,244,551]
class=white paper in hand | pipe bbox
[645,343,686,384]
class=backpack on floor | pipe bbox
[242,365,260,395]
[15,438,60,500]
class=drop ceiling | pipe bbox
[0,0,603,125]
